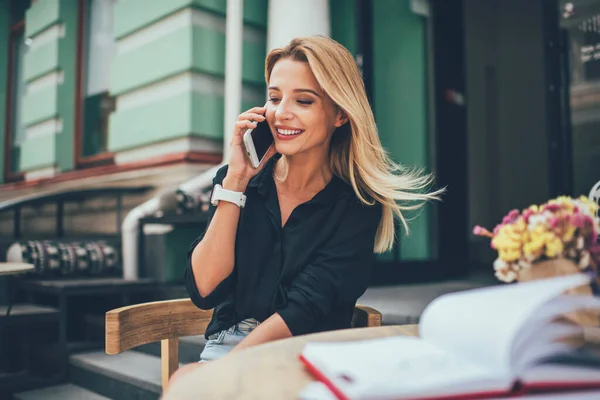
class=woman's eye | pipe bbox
[298,99,313,105]
[268,97,280,104]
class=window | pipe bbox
[75,0,117,166]
[560,0,600,196]
[3,0,30,181]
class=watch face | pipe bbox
[210,184,220,206]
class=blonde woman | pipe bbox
[170,35,441,385]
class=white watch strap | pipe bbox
[211,184,247,208]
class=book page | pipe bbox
[302,336,509,400]
[419,274,591,377]
[511,295,600,372]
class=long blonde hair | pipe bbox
[266,36,443,253]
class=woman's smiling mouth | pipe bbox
[275,125,305,140]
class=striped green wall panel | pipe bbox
[241,97,265,116]
[190,91,225,140]
[190,25,226,75]
[0,0,9,182]
[25,0,60,38]
[108,91,194,152]
[114,0,227,39]
[21,85,58,126]
[114,0,198,39]
[110,26,193,96]
[109,90,231,152]
[54,0,78,172]
[23,40,59,82]
[192,0,227,14]
[241,39,266,86]
[373,0,431,260]
[243,0,268,28]
[114,0,265,39]
[330,0,357,56]
[19,133,56,171]
[112,24,264,96]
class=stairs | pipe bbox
[10,283,201,400]
[13,384,111,400]
[13,336,205,400]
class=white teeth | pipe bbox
[277,128,302,136]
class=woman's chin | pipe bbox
[273,143,298,156]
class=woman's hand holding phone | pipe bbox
[223,106,276,192]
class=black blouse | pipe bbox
[185,156,382,338]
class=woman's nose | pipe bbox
[274,100,293,120]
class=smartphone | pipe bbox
[243,118,274,168]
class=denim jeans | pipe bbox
[199,318,260,362]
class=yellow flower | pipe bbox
[545,236,564,258]
[561,225,576,243]
[577,195,599,215]
[498,248,521,262]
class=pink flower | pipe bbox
[493,224,502,235]
[473,225,494,238]
[502,209,520,225]
[544,203,562,212]
[571,214,593,229]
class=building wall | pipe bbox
[0,0,8,181]
[0,0,268,243]
[329,0,357,56]
[1,1,437,266]
[20,0,78,174]
[328,1,434,261]
[0,0,268,182]
[464,0,551,264]
[372,0,432,261]
[108,0,267,162]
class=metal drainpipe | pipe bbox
[121,0,244,280]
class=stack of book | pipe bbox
[300,274,600,400]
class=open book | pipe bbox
[300,274,600,400]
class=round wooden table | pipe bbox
[163,324,419,400]
[0,262,34,316]
[0,262,34,276]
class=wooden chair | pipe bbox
[105,298,382,390]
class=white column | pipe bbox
[267,0,330,52]
[224,0,244,162]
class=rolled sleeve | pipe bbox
[185,165,234,310]
[277,202,382,336]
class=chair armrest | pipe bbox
[353,304,382,328]
[105,298,212,355]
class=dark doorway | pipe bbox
[431,0,469,279]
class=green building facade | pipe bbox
[0,0,435,263]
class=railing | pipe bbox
[0,186,153,239]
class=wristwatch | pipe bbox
[210,184,247,208]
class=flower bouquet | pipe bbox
[473,195,600,326]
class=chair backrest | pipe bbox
[105,299,382,391]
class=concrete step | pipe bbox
[136,335,206,364]
[13,383,111,400]
[69,350,166,400]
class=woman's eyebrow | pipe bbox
[267,86,321,98]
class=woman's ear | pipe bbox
[334,110,349,128]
